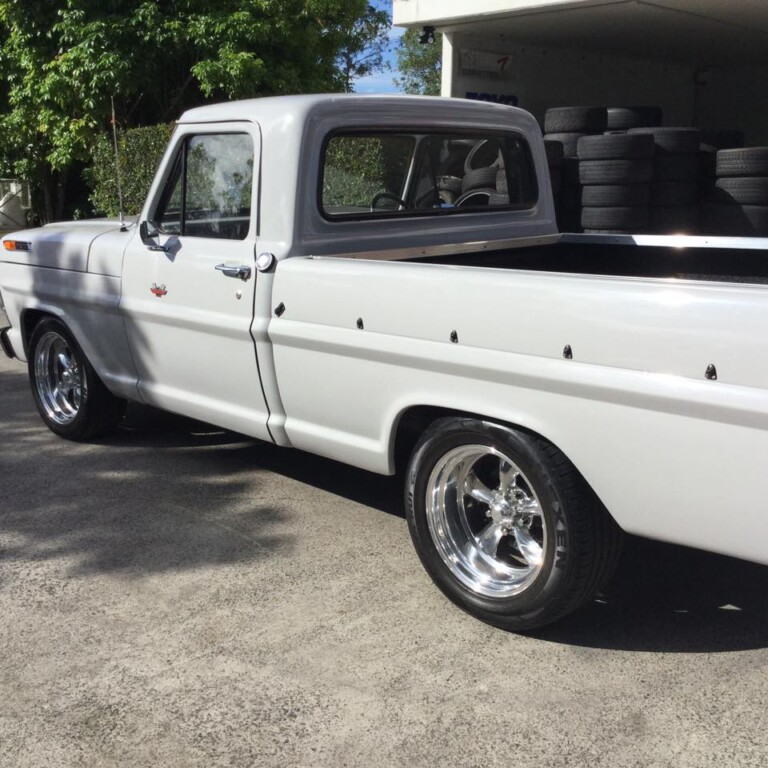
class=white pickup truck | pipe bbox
[1,94,766,631]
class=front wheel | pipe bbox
[28,317,126,440]
[406,418,622,631]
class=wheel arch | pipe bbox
[20,307,66,358]
[390,403,617,524]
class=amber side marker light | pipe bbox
[3,240,31,251]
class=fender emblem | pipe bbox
[150,283,167,297]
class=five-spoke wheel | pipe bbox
[33,329,86,427]
[28,318,125,440]
[406,417,622,631]
[426,445,546,598]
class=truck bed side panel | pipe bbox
[269,256,768,565]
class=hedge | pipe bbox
[86,123,175,217]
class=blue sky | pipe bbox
[354,4,406,94]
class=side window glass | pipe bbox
[156,133,254,240]
[321,130,537,219]
[158,154,182,235]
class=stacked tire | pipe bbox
[696,131,744,211]
[629,127,701,233]
[606,106,662,132]
[703,148,768,236]
[543,107,607,232]
[576,133,655,234]
[544,139,564,199]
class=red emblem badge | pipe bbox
[150,283,168,297]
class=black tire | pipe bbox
[700,130,744,152]
[712,177,768,206]
[549,167,562,194]
[544,107,607,134]
[464,139,502,173]
[698,150,716,179]
[581,184,650,207]
[576,134,655,160]
[437,175,462,195]
[544,140,564,168]
[437,142,472,176]
[27,317,126,440]
[461,167,498,193]
[544,133,587,159]
[496,169,508,195]
[581,206,650,230]
[628,127,702,154]
[700,203,768,236]
[606,106,662,130]
[650,182,698,206]
[454,188,496,207]
[561,157,581,186]
[559,184,582,211]
[716,148,768,178]
[650,205,699,233]
[405,418,622,631]
[579,159,653,185]
[652,155,699,181]
[558,210,583,232]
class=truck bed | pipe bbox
[418,233,768,285]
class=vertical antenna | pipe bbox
[111,96,127,231]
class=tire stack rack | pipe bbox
[628,127,701,234]
[542,106,608,232]
[577,133,655,234]
[542,105,768,237]
[703,148,768,236]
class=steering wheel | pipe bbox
[370,192,408,212]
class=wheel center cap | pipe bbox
[489,492,512,522]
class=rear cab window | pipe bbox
[321,130,537,220]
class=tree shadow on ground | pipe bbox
[0,371,294,578]
[115,402,405,518]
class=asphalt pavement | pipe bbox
[2,351,768,767]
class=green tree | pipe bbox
[336,3,391,92]
[0,0,373,222]
[87,124,175,217]
[395,28,442,96]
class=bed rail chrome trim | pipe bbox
[562,233,768,250]
[312,233,563,262]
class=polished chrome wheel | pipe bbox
[408,418,622,630]
[33,331,86,426]
[425,444,546,598]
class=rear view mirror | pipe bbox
[139,219,160,244]
[139,219,170,253]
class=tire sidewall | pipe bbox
[406,419,576,628]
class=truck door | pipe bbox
[121,124,272,441]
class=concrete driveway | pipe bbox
[2,351,767,767]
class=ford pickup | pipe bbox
[2,94,767,631]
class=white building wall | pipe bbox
[446,33,696,129]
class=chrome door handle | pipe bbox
[215,263,252,281]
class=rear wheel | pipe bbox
[406,418,622,631]
[28,317,125,440]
